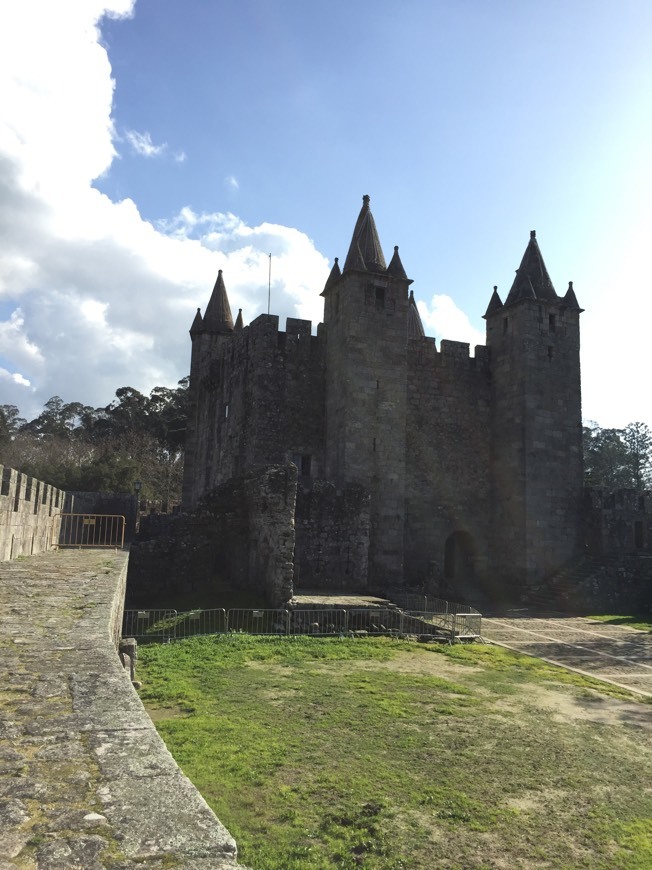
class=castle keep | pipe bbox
[181,196,584,605]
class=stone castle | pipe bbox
[181,195,584,605]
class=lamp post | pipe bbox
[133,480,142,533]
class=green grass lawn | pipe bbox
[138,636,652,869]
[584,614,652,632]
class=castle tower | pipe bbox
[485,232,583,597]
[182,269,235,508]
[321,195,413,586]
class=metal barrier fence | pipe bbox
[172,608,228,639]
[122,609,178,642]
[58,513,126,549]
[389,592,481,616]
[289,609,348,636]
[122,605,482,643]
[227,609,289,635]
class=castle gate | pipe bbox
[444,531,480,602]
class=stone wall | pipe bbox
[585,488,652,554]
[486,297,584,598]
[184,314,325,507]
[322,268,411,586]
[0,465,65,561]
[129,463,297,607]
[294,480,370,590]
[405,339,492,599]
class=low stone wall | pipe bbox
[0,549,242,868]
[0,465,65,561]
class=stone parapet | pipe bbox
[0,465,65,561]
[0,549,242,868]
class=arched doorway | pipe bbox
[444,531,478,602]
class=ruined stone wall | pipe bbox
[245,464,296,604]
[0,465,65,560]
[129,464,297,607]
[294,481,370,590]
[404,340,492,597]
[184,315,325,508]
[585,488,652,554]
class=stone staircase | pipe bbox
[525,553,652,612]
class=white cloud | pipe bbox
[225,175,239,190]
[0,0,330,420]
[125,129,167,158]
[417,294,485,350]
[0,368,31,388]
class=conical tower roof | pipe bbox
[190,307,203,336]
[407,290,425,339]
[386,245,408,279]
[562,280,582,311]
[343,195,387,273]
[234,308,244,331]
[483,286,504,318]
[203,269,234,333]
[321,257,342,295]
[505,231,558,306]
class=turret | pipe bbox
[322,195,413,586]
[485,231,583,598]
[182,269,236,508]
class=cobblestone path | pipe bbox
[482,612,652,697]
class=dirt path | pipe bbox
[481,612,652,697]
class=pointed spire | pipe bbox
[343,194,387,274]
[562,280,582,311]
[190,307,203,337]
[504,230,558,306]
[234,308,244,331]
[407,290,425,339]
[483,286,504,318]
[386,245,407,279]
[203,269,234,333]
[321,257,342,295]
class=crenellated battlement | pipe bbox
[407,336,490,374]
[0,465,66,560]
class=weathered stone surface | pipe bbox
[0,550,243,868]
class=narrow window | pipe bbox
[549,313,556,332]
[300,455,312,477]
[375,286,385,309]
[373,437,377,452]
[376,380,380,390]
[335,293,339,315]
[224,403,229,419]
[503,317,508,334]
[634,521,644,549]
[548,345,554,360]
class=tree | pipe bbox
[0,405,26,445]
[621,422,652,489]
[2,380,190,506]
[584,421,652,490]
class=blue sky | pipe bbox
[1,0,651,426]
